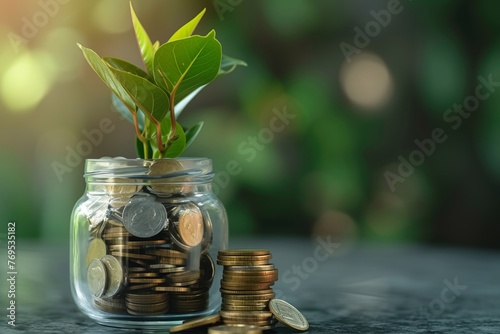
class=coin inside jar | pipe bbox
[122,195,167,238]
[86,238,107,266]
[177,204,204,247]
[148,159,185,194]
[87,258,108,298]
[100,255,124,298]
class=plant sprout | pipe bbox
[78,3,246,159]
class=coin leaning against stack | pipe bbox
[217,249,278,329]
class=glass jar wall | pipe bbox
[70,158,228,329]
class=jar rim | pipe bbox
[84,158,213,183]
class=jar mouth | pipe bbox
[84,158,213,184]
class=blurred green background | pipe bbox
[0,0,499,248]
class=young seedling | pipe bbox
[79,3,246,159]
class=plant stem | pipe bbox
[133,112,146,143]
[166,87,178,149]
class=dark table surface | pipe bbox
[2,237,499,334]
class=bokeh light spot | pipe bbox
[340,53,393,110]
[1,51,55,112]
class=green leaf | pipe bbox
[184,121,204,149]
[104,57,153,82]
[109,67,170,123]
[130,3,155,75]
[149,118,186,158]
[219,54,247,76]
[168,8,206,42]
[154,31,222,103]
[78,44,135,113]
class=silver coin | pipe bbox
[87,259,107,298]
[122,196,167,238]
[269,299,309,331]
[101,255,124,298]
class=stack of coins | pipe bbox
[86,194,215,316]
[217,249,278,329]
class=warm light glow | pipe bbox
[1,51,55,112]
[41,28,84,81]
[340,53,393,110]
[92,1,132,34]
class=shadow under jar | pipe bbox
[70,158,228,329]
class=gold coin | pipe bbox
[101,255,124,298]
[94,298,127,314]
[126,300,169,312]
[153,286,191,292]
[169,314,221,333]
[167,270,201,283]
[222,292,275,301]
[109,245,142,251]
[220,288,274,295]
[218,249,270,257]
[217,255,272,262]
[208,324,263,334]
[102,232,130,239]
[111,252,157,260]
[217,260,271,266]
[126,283,157,291]
[86,238,107,266]
[269,299,309,331]
[169,314,219,331]
[158,257,185,265]
[158,266,186,274]
[128,267,147,272]
[223,269,278,277]
[145,249,187,258]
[222,300,268,307]
[171,300,208,308]
[220,311,273,319]
[220,282,274,290]
[224,265,276,272]
[125,239,166,246]
[148,159,185,193]
[178,210,204,247]
[126,308,167,316]
[125,292,169,303]
[222,275,277,283]
[107,218,124,227]
[128,277,166,284]
[103,226,127,232]
[222,319,273,327]
[170,280,198,287]
[128,272,159,278]
[221,304,268,311]
[149,263,177,269]
[105,178,140,195]
[173,293,209,301]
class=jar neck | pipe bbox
[84,158,215,195]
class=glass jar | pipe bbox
[70,158,228,329]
